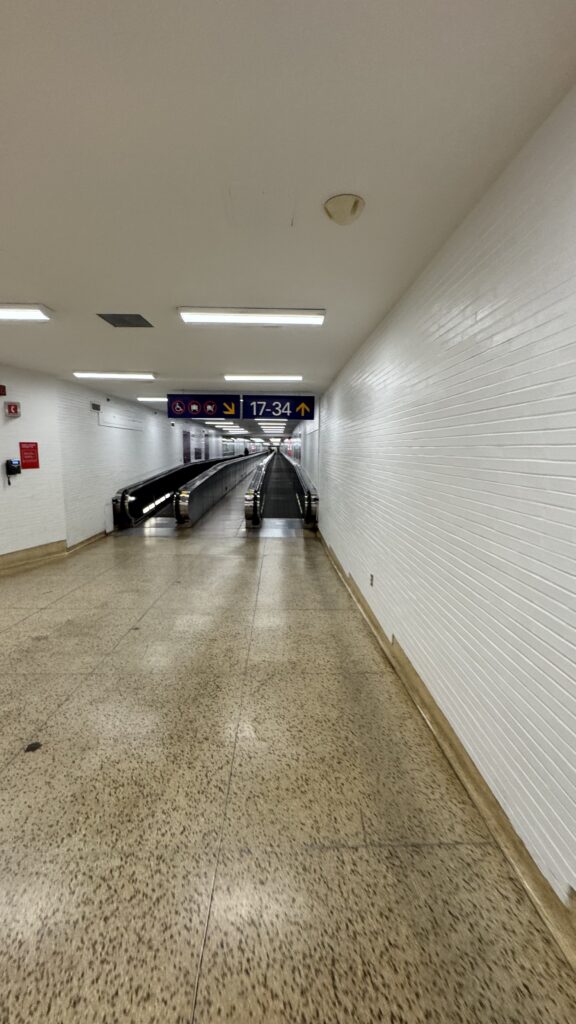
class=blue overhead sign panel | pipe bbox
[243,395,315,420]
[167,394,240,418]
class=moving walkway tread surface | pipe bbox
[262,452,301,518]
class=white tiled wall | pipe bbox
[319,88,576,902]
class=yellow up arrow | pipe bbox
[223,401,236,415]
[295,401,310,417]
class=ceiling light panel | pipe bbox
[179,308,324,326]
[137,397,167,402]
[224,375,303,382]
[74,372,156,380]
[0,305,50,321]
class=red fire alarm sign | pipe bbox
[19,442,40,469]
[5,401,20,417]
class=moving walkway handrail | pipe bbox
[244,453,275,527]
[174,452,266,526]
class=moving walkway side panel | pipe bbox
[244,453,276,527]
[112,454,244,529]
[174,452,267,526]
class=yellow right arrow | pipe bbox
[223,401,236,415]
[295,401,310,416]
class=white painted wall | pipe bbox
[288,413,320,486]
[0,366,66,555]
[0,366,226,552]
[58,383,195,547]
[319,88,576,903]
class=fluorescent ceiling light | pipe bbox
[74,372,156,380]
[137,397,167,402]
[0,305,50,321]
[224,375,303,382]
[179,308,324,326]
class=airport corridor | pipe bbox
[0,491,575,1023]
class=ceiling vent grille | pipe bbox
[97,313,153,328]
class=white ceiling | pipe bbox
[1,0,576,403]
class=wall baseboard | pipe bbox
[0,532,107,575]
[0,539,67,574]
[66,531,107,554]
[320,532,576,972]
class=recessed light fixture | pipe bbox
[0,305,51,321]
[137,397,167,402]
[224,374,303,382]
[179,308,324,326]
[74,372,156,380]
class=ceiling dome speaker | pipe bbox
[323,194,365,225]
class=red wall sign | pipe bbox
[19,442,40,469]
[5,401,20,417]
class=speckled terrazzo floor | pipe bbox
[0,484,575,1023]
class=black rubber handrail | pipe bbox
[112,454,244,529]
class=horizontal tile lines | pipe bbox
[344,365,576,409]
[327,469,576,505]
[347,333,576,385]
[329,513,576,687]
[354,513,576,655]
[329,485,576,556]
[412,285,576,353]
[357,486,576,526]
[369,612,576,844]
[355,511,576,622]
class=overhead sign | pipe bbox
[243,395,315,420]
[167,394,240,418]
[19,442,40,469]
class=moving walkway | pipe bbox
[244,451,318,529]
[112,454,259,529]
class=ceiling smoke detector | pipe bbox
[323,194,365,226]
